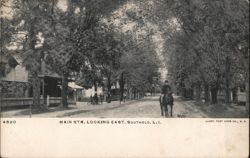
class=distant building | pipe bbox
[83,86,103,98]
[68,82,84,101]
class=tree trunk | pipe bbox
[133,89,136,99]
[232,87,238,103]
[225,56,231,104]
[61,73,68,108]
[93,81,98,104]
[211,86,218,104]
[107,75,111,103]
[245,49,249,113]
[235,47,249,113]
[204,83,210,103]
[119,72,124,102]
[127,83,130,100]
[245,67,249,113]
[185,88,194,99]
[94,81,97,93]
[194,84,201,101]
[32,72,40,108]
[28,18,42,109]
[107,76,111,94]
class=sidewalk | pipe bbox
[1,99,139,118]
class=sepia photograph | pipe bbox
[1,0,249,119]
[0,0,249,157]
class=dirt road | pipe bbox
[65,95,208,118]
[1,95,209,118]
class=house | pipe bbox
[0,54,83,106]
[0,55,30,98]
[39,61,62,98]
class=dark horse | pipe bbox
[159,93,174,117]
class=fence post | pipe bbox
[29,104,32,118]
[47,95,50,107]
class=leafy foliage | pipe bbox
[159,0,249,105]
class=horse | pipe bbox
[159,93,174,117]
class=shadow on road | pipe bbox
[59,100,142,117]
[142,95,182,102]
[13,107,76,116]
[58,106,124,117]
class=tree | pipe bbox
[0,17,15,77]
[43,0,126,107]
[118,32,160,100]
[4,0,57,109]
[159,0,249,108]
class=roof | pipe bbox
[68,82,84,90]
[1,51,62,79]
[0,54,28,82]
[39,61,61,78]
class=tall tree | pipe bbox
[6,0,57,109]
[43,0,126,107]
[160,0,249,108]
